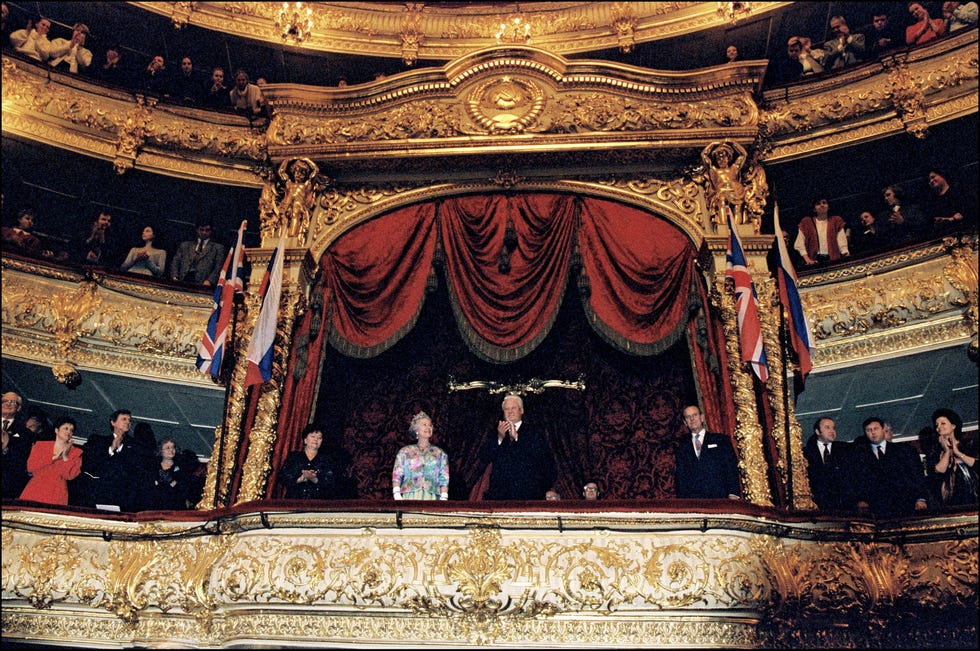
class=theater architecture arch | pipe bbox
[2,34,978,649]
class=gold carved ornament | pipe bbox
[466,76,546,134]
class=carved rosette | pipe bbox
[712,273,773,507]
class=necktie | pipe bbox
[196,239,204,253]
[875,444,883,459]
[694,434,702,457]
[2,419,9,434]
[822,444,830,464]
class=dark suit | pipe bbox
[72,434,147,511]
[674,431,741,499]
[170,238,227,285]
[803,435,851,511]
[846,440,929,518]
[479,422,556,500]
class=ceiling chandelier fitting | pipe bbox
[495,11,531,44]
[716,2,752,25]
[277,2,314,43]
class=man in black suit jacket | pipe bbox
[71,409,149,511]
[170,221,227,286]
[674,405,741,500]
[803,416,851,511]
[479,394,556,500]
[846,416,930,518]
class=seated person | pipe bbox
[278,424,351,499]
[943,1,979,32]
[793,197,850,266]
[120,224,167,277]
[906,2,946,45]
[582,482,600,500]
[392,411,449,500]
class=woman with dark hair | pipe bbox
[19,416,83,506]
[928,408,978,507]
[278,424,350,499]
[120,224,167,277]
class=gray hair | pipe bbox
[501,394,524,410]
[409,411,431,435]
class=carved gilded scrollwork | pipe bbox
[610,2,638,54]
[884,56,929,139]
[942,234,979,360]
[114,96,155,173]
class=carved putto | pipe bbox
[697,140,767,233]
[259,158,328,242]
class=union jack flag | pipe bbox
[725,210,768,383]
[197,221,247,379]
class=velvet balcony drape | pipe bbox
[261,193,735,501]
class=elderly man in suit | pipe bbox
[170,220,226,286]
[803,416,851,511]
[479,394,557,500]
[674,405,741,500]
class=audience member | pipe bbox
[794,197,850,265]
[544,489,561,501]
[229,69,264,119]
[170,219,226,285]
[925,167,975,234]
[674,404,741,500]
[943,1,979,31]
[927,408,978,507]
[170,55,204,105]
[582,482,600,500]
[392,411,449,500]
[851,210,885,254]
[776,37,809,83]
[879,184,928,245]
[24,407,53,442]
[2,207,42,256]
[802,417,851,510]
[120,224,167,277]
[863,12,903,59]
[479,394,557,500]
[822,15,866,70]
[202,66,230,109]
[906,2,946,45]
[9,15,54,62]
[278,424,350,499]
[19,416,83,506]
[724,44,739,64]
[2,391,33,446]
[796,36,826,76]
[138,437,192,510]
[47,22,91,74]
[2,418,31,499]
[71,210,116,266]
[139,54,169,96]
[72,409,141,511]
[94,44,130,86]
[846,416,930,517]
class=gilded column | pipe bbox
[712,273,773,507]
[235,288,305,504]
[757,275,815,510]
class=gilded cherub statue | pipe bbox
[701,140,748,228]
[259,158,324,241]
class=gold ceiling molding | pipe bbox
[2,507,976,648]
[132,2,789,61]
[759,30,978,162]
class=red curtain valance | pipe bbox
[321,194,697,362]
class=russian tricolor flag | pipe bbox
[773,203,813,385]
[245,237,286,387]
[725,210,769,383]
[197,222,247,379]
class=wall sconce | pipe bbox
[277,2,314,43]
[496,12,531,44]
[716,2,752,24]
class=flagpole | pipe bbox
[777,283,795,508]
[214,290,246,508]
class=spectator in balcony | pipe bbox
[391,411,449,501]
[140,54,169,96]
[9,15,54,62]
[906,2,946,45]
[822,15,866,70]
[927,408,978,508]
[793,197,850,266]
[170,56,204,106]
[723,44,740,64]
[72,409,141,511]
[803,417,851,511]
[846,416,930,517]
[2,416,31,500]
[278,424,351,500]
[863,12,903,59]
[925,167,975,235]
[70,209,117,266]
[942,1,978,32]
[582,482,600,500]
[47,22,92,74]
[94,44,130,86]
[674,404,740,500]
[545,489,561,501]
[851,210,885,255]
[229,69,265,119]
[18,416,83,506]
[879,184,928,245]
[2,207,43,255]
[202,66,230,110]
[120,224,167,278]
[170,219,226,286]
[137,437,193,511]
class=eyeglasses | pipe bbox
[2,400,21,405]
[583,486,598,492]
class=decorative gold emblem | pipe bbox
[466,76,546,134]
